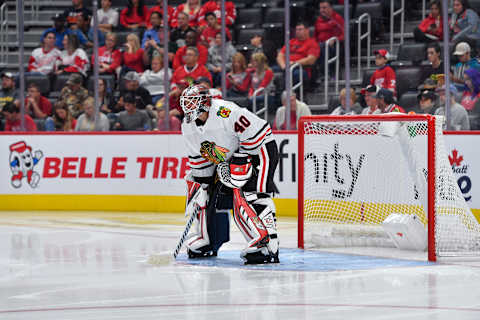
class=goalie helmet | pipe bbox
[180,85,212,123]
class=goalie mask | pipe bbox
[180,85,212,123]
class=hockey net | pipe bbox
[298,114,480,261]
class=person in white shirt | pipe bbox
[75,97,110,131]
[92,0,119,33]
[139,54,172,103]
[27,31,62,76]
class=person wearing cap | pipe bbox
[273,91,312,130]
[461,68,480,112]
[57,33,89,77]
[361,84,381,115]
[370,49,397,96]
[451,42,480,89]
[117,71,153,112]
[92,0,119,34]
[207,33,236,87]
[416,89,438,115]
[420,42,444,84]
[436,84,470,130]
[2,102,37,132]
[331,88,362,115]
[173,30,208,70]
[155,99,181,131]
[139,54,172,103]
[28,31,62,76]
[450,0,480,42]
[41,14,86,50]
[0,72,19,112]
[61,0,92,29]
[114,92,151,131]
[375,88,405,113]
[59,73,89,118]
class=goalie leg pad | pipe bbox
[186,206,213,258]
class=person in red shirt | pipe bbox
[122,33,145,73]
[3,102,37,132]
[200,11,232,47]
[171,0,202,28]
[92,32,122,75]
[370,49,397,96]
[414,0,443,42]
[146,0,175,28]
[375,88,405,113]
[276,22,320,83]
[198,0,236,28]
[120,0,148,30]
[25,83,52,119]
[173,30,208,70]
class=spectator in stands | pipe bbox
[460,68,480,112]
[0,72,18,112]
[451,42,480,89]
[247,52,274,108]
[76,12,105,48]
[93,32,122,75]
[155,99,182,131]
[416,89,438,114]
[361,85,381,114]
[436,84,470,130]
[273,91,312,130]
[28,32,62,76]
[42,14,87,50]
[122,33,145,74]
[314,0,344,78]
[146,0,175,28]
[140,54,172,103]
[114,92,151,131]
[330,88,363,115]
[120,0,148,30]
[142,12,178,67]
[45,101,77,131]
[97,78,116,114]
[198,0,236,28]
[25,83,52,119]
[248,34,276,67]
[93,0,119,33]
[2,102,37,132]
[414,0,443,42]
[420,42,444,83]
[375,88,405,113]
[75,97,110,131]
[370,49,396,96]
[277,22,320,84]
[194,76,222,98]
[171,12,195,48]
[226,52,250,97]
[207,33,236,87]
[173,30,208,70]
[450,0,480,42]
[172,0,202,28]
[118,71,154,112]
[59,73,89,118]
[200,12,232,48]
[57,34,90,78]
[62,0,92,29]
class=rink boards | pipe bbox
[0,131,478,218]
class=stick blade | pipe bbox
[147,252,175,266]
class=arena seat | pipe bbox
[25,74,50,96]
[361,68,377,88]
[469,113,480,130]
[264,7,285,24]
[469,0,480,13]
[398,92,419,112]
[395,66,423,99]
[355,2,383,19]
[252,0,280,8]
[236,28,266,46]
[87,75,117,93]
[395,43,427,66]
[236,8,263,29]
[327,95,340,114]
[52,74,72,94]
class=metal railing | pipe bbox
[290,62,303,102]
[356,13,371,82]
[0,3,7,66]
[324,36,340,105]
[252,87,269,121]
[390,0,405,53]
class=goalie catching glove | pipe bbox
[217,153,253,189]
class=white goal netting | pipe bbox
[299,115,480,260]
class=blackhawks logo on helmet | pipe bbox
[217,106,231,118]
[200,141,229,164]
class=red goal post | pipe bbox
[298,114,479,262]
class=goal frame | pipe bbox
[297,114,438,261]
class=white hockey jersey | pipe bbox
[28,47,62,75]
[182,98,274,192]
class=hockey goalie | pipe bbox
[180,85,279,264]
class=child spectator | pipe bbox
[146,0,175,28]
[420,42,444,84]
[200,11,232,47]
[25,83,52,119]
[414,0,443,42]
[2,102,37,131]
[330,88,363,115]
[114,93,151,131]
[248,52,274,108]
[171,12,196,48]
[460,68,480,111]
[122,33,145,74]
[207,33,236,87]
[45,101,77,131]
[375,88,405,113]
[370,49,396,96]
[226,52,250,97]
[75,97,110,131]
[120,0,148,30]
[62,0,92,29]
[436,84,470,130]
[57,33,90,77]
[59,73,89,118]
[450,0,480,42]
[273,91,311,130]
[28,32,62,76]
[93,32,123,75]
[0,72,19,112]
[173,30,208,69]
[93,0,119,33]
[172,0,202,28]
[140,54,172,103]
[155,99,182,131]
[451,42,480,89]
[198,0,236,28]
